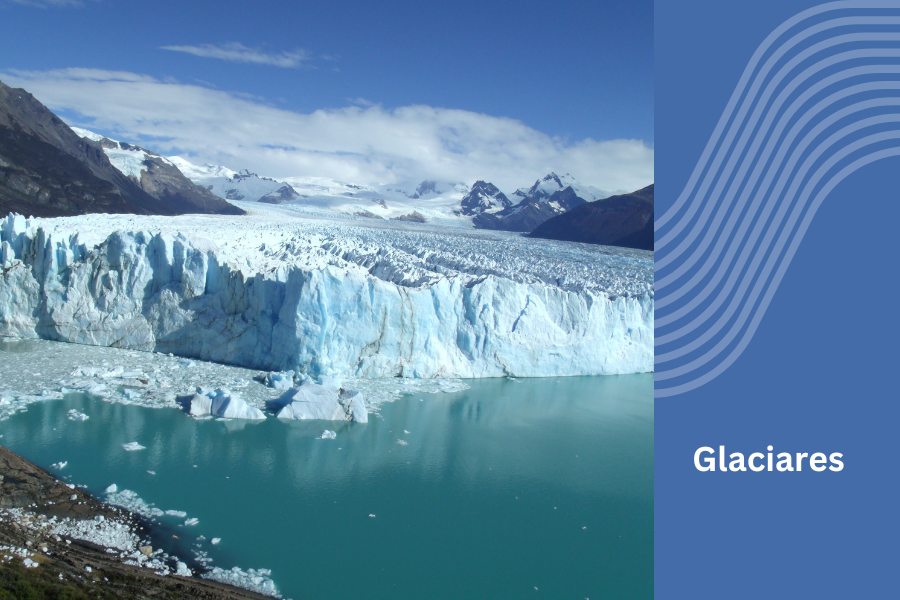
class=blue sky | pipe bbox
[0,0,653,192]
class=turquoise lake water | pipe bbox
[0,375,653,600]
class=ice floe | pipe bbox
[67,409,89,421]
[179,388,265,420]
[203,566,281,598]
[269,384,368,423]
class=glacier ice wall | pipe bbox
[0,213,653,378]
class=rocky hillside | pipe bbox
[473,173,597,232]
[528,184,654,250]
[0,79,243,218]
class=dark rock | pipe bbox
[0,78,244,217]
[459,180,511,216]
[529,184,654,250]
[390,211,427,223]
[258,184,300,204]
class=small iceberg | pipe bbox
[268,384,367,423]
[67,409,89,421]
[51,461,68,470]
[318,430,337,440]
[184,518,199,526]
[122,442,145,451]
[255,370,309,390]
[179,388,265,420]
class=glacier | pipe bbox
[0,204,653,378]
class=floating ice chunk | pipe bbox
[368,514,376,518]
[67,409,89,421]
[165,510,187,518]
[122,442,145,451]
[51,461,67,470]
[211,537,221,545]
[255,370,307,390]
[105,484,118,494]
[269,385,367,422]
[180,388,265,420]
[396,439,408,446]
[106,489,164,518]
[147,471,156,475]
[403,430,410,434]
[318,430,337,440]
[184,518,199,526]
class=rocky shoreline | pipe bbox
[0,444,275,599]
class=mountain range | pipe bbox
[0,79,652,250]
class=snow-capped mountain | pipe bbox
[85,141,615,233]
[164,158,290,202]
[530,184,654,250]
[1,80,240,218]
[511,172,606,205]
[459,181,512,216]
[69,127,243,216]
[472,172,609,233]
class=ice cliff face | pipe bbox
[0,208,653,378]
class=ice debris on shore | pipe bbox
[203,566,281,598]
[180,388,265,420]
[268,384,368,423]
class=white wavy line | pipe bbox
[656,2,900,396]
[657,122,900,372]
[656,42,900,274]
[657,88,900,336]
[656,2,900,237]
[657,75,900,313]
[655,146,900,396]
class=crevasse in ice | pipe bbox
[0,211,653,378]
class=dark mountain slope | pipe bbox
[86,134,244,215]
[528,184,654,250]
[0,79,243,217]
[0,125,142,218]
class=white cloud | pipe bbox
[161,43,311,68]
[0,68,653,193]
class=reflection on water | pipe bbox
[0,375,653,600]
